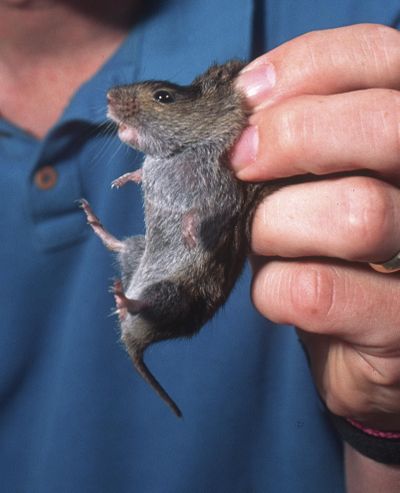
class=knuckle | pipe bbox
[270,103,309,165]
[292,25,335,50]
[295,29,323,55]
[341,177,395,260]
[289,264,337,327]
[380,89,400,157]
[355,23,400,55]
[367,23,400,47]
[358,24,400,77]
[250,262,339,328]
[359,88,400,158]
[361,23,397,40]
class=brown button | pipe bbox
[34,166,58,190]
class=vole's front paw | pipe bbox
[111,169,142,189]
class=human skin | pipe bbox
[231,24,400,491]
[0,0,140,138]
[1,1,398,488]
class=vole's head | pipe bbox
[107,60,248,156]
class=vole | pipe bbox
[80,60,273,417]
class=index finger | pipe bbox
[236,24,400,109]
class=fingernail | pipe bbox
[236,62,276,105]
[230,125,259,172]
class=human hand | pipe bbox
[231,24,400,430]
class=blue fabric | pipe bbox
[1,1,399,492]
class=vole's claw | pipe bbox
[113,280,147,318]
[77,198,89,208]
[79,198,100,225]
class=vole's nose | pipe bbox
[107,87,138,120]
[107,88,136,107]
[107,90,116,104]
[107,88,127,104]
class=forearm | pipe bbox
[345,443,400,493]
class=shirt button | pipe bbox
[34,166,58,190]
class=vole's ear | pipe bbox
[192,59,246,94]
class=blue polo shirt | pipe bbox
[1,1,399,492]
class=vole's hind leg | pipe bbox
[111,169,142,189]
[141,280,197,337]
[79,199,124,252]
[113,279,148,321]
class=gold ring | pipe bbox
[369,251,400,274]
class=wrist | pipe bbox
[345,443,400,493]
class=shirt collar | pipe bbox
[58,26,144,128]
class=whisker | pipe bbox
[88,134,117,170]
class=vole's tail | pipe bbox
[132,350,183,418]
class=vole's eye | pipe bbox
[153,90,175,104]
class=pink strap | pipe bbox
[347,418,400,439]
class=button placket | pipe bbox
[30,148,86,251]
